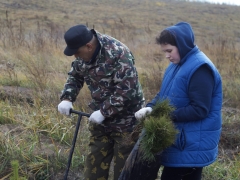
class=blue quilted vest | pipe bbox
[159,46,222,167]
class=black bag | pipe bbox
[118,129,161,180]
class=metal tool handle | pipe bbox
[63,109,91,180]
[70,109,91,117]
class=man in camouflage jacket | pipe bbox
[58,24,144,180]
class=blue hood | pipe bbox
[166,22,195,60]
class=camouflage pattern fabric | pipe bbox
[60,29,145,132]
[83,122,135,180]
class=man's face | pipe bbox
[160,44,181,64]
[74,45,92,62]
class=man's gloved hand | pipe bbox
[89,110,105,124]
[58,100,73,116]
[135,107,153,120]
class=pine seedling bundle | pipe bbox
[139,99,178,161]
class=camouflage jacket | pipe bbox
[60,30,145,132]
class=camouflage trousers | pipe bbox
[83,122,135,180]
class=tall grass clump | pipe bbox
[201,36,240,108]
[0,99,90,178]
[202,156,240,180]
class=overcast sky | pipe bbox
[189,0,240,6]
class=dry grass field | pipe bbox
[0,0,240,179]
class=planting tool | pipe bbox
[63,109,90,180]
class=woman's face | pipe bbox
[160,44,181,64]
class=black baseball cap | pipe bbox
[64,25,93,56]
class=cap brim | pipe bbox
[64,46,78,56]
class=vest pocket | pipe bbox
[176,129,186,151]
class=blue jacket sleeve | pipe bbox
[172,64,214,122]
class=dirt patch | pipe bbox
[220,121,240,148]
[0,85,33,103]
[0,124,66,157]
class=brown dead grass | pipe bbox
[0,0,240,179]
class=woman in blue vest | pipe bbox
[135,22,222,180]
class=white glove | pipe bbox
[135,107,153,120]
[89,110,105,124]
[58,100,73,116]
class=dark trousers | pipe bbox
[161,167,203,180]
